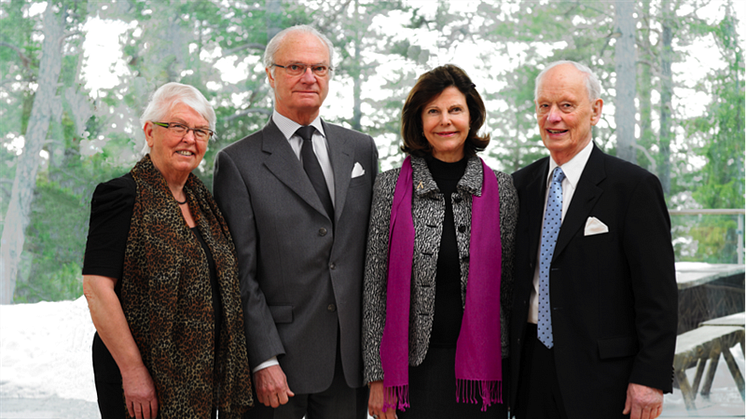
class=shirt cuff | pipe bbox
[252,357,279,373]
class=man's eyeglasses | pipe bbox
[272,63,332,77]
[152,122,214,141]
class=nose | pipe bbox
[182,128,197,143]
[300,67,316,83]
[439,113,452,126]
[546,105,562,123]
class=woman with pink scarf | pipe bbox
[362,65,517,419]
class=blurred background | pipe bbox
[0,0,743,417]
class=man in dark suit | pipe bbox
[510,61,678,419]
[213,25,378,419]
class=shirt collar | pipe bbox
[547,140,594,189]
[272,110,326,141]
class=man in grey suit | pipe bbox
[213,25,378,419]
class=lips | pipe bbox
[176,150,195,156]
[547,129,568,134]
[434,131,458,137]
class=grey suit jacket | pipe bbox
[213,118,379,394]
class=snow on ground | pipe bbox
[0,297,744,418]
[0,296,97,402]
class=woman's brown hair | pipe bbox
[401,64,489,158]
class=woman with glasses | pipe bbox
[363,65,517,419]
[82,82,253,418]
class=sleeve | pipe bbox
[362,170,396,383]
[624,173,678,393]
[82,174,136,280]
[213,149,286,369]
[495,170,518,358]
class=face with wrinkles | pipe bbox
[421,86,470,162]
[535,63,603,165]
[144,102,209,179]
[267,31,330,125]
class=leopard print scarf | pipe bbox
[121,155,253,418]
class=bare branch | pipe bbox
[0,41,32,70]
[223,43,266,56]
[223,108,272,122]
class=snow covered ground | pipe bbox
[0,297,743,418]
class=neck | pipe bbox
[151,159,189,200]
[277,108,320,126]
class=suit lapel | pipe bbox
[554,145,606,259]
[261,119,330,218]
[526,159,550,264]
[324,121,354,224]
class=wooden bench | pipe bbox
[673,325,745,410]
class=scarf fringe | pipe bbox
[384,384,410,412]
[456,379,502,412]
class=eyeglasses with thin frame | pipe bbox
[272,63,333,77]
[152,122,214,141]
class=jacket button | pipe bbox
[319,228,327,236]
[329,263,336,270]
[458,225,466,233]
[328,304,336,312]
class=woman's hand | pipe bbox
[368,380,397,419]
[121,364,159,419]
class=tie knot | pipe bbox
[552,167,566,184]
[296,126,315,142]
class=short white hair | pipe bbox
[263,25,334,79]
[534,60,601,102]
[140,82,216,131]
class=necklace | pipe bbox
[175,197,187,205]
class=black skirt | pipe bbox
[396,346,508,419]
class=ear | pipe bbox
[266,66,276,90]
[590,98,603,126]
[143,121,156,148]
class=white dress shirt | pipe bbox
[528,140,594,324]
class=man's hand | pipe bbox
[121,364,159,419]
[623,383,663,419]
[367,381,397,419]
[253,365,295,408]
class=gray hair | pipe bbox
[263,25,335,78]
[140,82,216,131]
[534,60,601,102]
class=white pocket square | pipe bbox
[351,162,365,178]
[584,216,609,236]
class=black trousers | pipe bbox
[397,346,508,419]
[514,324,569,419]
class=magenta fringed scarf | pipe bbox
[380,156,503,412]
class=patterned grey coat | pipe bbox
[362,155,518,383]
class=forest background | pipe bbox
[0,0,743,304]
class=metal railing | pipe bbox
[669,209,745,265]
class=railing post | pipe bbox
[738,214,744,265]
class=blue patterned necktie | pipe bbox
[538,167,565,348]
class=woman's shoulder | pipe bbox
[373,165,403,193]
[91,173,136,212]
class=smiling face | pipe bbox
[421,86,471,162]
[535,63,603,165]
[267,31,330,125]
[144,102,208,183]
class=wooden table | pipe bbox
[676,262,745,334]
[673,325,745,410]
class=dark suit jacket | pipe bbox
[510,144,677,418]
[213,118,378,394]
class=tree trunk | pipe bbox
[638,0,656,172]
[351,0,362,131]
[266,0,282,41]
[0,5,64,304]
[659,0,673,195]
[614,0,636,163]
